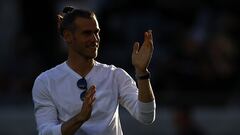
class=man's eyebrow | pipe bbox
[82,29,100,33]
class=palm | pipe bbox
[132,30,154,71]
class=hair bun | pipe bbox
[63,6,74,14]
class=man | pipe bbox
[32,6,156,135]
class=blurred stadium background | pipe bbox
[0,0,240,134]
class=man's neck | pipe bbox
[66,55,95,77]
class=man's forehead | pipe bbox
[74,17,99,29]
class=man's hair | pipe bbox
[58,6,96,36]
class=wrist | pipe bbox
[135,70,151,80]
[135,68,149,75]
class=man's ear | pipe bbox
[63,30,73,44]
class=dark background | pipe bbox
[0,0,240,134]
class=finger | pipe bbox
[146,30,153,48]
[86,86,96,105]
[133,42,140,54]
[148,30,153,40]
[86,95,95,105]
[89,92,96,102]
[91,97,96,104]
[84,94,95,106]
[85,85,96,99]
[144,31,148,42]
[88,85,96,95]
[88,95,96,107]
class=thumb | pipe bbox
[132,42,140,54]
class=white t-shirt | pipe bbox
[32,61,156,135]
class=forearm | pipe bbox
[135,70,156,124]
[137,79,155,102]
[61,113,85,135]
[135,70,155,103]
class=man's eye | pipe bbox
[83,31,92,35]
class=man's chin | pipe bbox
[85,53,98,60]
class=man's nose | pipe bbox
[91,34,99,42]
